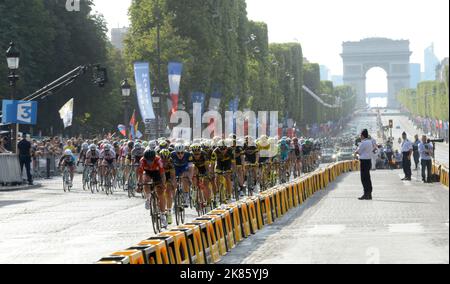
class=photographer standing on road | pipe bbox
[401,132,413,181]
[355,129,375,200]
[418,135,434,183]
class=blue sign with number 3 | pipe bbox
[1,100,38,125]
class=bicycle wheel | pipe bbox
[233,173,240,201]
[174,188,185,225]
[105,171,112,196]
[150,192,161,234]
[247,170,254,197]
[63,170,68,192]
[127,172,136,198]
[82,167,89,191]
[90,170,97,194]
[192,186,203,217]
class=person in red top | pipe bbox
[138,149,168,227]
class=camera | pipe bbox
[429,139,444,143]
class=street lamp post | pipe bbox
[6,42,20,153]
[152,88,161,140]
[121,79,131,136]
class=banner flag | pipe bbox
[59,98,73,128]
[118,124,127,137]
[168,62,183,114]
[129,110,137,140]
[134,62,156,121]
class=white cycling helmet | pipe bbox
[134,143,142,150]
[82,143,89,150]
[174,143,185,153]
[89,144,97,151]
[149,140,157,150]
[64,149,72,156]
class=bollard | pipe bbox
[223,204,243,243]
[209,210,236,251]
[196,216,227,256]
[146,236,177,264]
[244,199,259,234]
[138,239,171,264]
[237,202,252,238]
[127,244,157,264]
[172,225,206,264]
[252,196,265,230]
[158,231,190,264]
[292,183,299,207]
[186,220,221,263]
[259,194,273,225]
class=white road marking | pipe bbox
[389,223,424,233]
[307,225,346,235]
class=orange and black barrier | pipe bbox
[98,161,365,264]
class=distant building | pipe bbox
[423,43,440,81]
[409,63,421,88]
[320,65,331,81]
[331,75,343,87]
[111,27,129,51]
[436,57,449,82]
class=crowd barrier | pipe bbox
[432,162,449,188]
[97,160,361,264]
[0,154,23,185]
[32,155,61,179]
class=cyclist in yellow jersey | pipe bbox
[211,139,235,202]
[257,135,272,185]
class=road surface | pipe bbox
[0,176,200,264]
[220,169,449,264]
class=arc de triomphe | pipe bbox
[341,38,412,108]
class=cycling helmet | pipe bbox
[82,143,89,150]
[174,143,185,153]
[217,139,227,150]
[134,143,142,150]
[159,140,168,148]
[64,149,72,156]
[225,138,233,148]
[168,144,175,152]
[142,141,149,148]
[149,140,157,150]
[127,141,134,148]
[159,149,171,159]
[191,143,201,153]
[89,144,97,151]
[104,144,112,151]
[113,141,119,148]
[144,149,156,162]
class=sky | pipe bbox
[92,0,449,93]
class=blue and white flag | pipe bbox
[168,62,183,114]
[134,62,156,122]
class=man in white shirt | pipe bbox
[401,132,413,181]
[418,135,434,183]
[355,129,375,200]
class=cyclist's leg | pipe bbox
[156,184,166,213]
[225,172,233,198]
